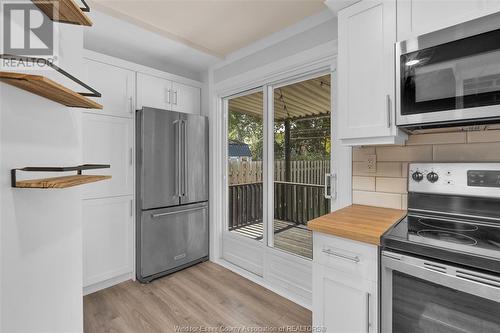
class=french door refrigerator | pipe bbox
[136,107,208,283]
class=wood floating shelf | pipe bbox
[32,0,93,26]
[15,175,111,189]
[0,72,103,109]
[12,164,111,189]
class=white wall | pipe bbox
[0,25,85,333]
[213,16,338,83]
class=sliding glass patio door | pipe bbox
[221,72,334,276]
[225,89,265,241]
[270,74,332,259]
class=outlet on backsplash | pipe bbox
[367,154,376,172]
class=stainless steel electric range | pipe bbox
[381,163,500,333]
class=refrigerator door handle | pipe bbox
[151,205,207,218]
[174,119,181,198]
[182,119,188,197]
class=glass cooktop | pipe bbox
[384,214,500,260]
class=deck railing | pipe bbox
[228,181,330,230]
[228,182,263,230]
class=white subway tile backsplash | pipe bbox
[406,132,466,145]
[467,130,500,143]
[353,176,376,191]
[353,161,402,177]
[376,145,433,162]
[401,194,408,210]
[352,147,376,161]
[351,131,500,210]
[376,177,407,194]
[401,162,409,177]
[353,190,402,209]
[433,142,500,161]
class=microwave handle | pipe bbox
[386,94,391,128]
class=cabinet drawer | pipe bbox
[313,232,378,281]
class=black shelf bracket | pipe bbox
[0,54,101,98]
[80,0,91,12]
[11,164,110,187]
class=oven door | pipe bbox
[381,251,500,333]
[396,13,500,128]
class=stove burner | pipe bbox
[416,229,478,246]
[418,218,478,232]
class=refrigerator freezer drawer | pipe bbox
[139,202,208,279]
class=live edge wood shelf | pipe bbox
[32,0,93,26]
[0,72,103,109]
[12,164,111,189]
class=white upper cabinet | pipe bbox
[82,114,134,199]
[137,72,201,114]
[85,60,135,118]
[136,72,173,111]
[338,0,406,145]
[397,0,500,41]
[172,81,201,114]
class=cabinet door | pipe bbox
[136,72,172,110]
[338,0,397,141]
[313,263,378,333]
[83,195,133,287]
[85,60,135,118]
[172,82,201,114]
[397,0,500,41]
[82,114,133,198]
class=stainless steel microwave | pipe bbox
[396,12,500,129]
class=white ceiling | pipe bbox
[84,10,220,80]
[89,0,328,58]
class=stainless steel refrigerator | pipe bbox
[136,107,208,283]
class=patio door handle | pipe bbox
[324,173,337,200]
[324,173,334,199]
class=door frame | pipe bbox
[210,47,352,308]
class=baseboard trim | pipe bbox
[83,272,133,296]
[213,258,312,310]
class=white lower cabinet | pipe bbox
[83,196,134,288]
[312,232,378,333]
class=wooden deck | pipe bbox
[231,220,312,259]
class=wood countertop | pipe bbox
[307,204,406,245]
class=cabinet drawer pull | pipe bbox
[322,248,360,263]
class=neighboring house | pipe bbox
[228,141,252,162]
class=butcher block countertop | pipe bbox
[307,204,406,245]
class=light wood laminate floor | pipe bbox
[84,261,311,333]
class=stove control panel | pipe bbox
[467,170,500,187]
[408,163,500,197]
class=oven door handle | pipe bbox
[382,251,500,303]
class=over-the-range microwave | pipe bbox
[396,12,500,130]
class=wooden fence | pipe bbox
[227,159,330,230]
[228,160,330,185]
